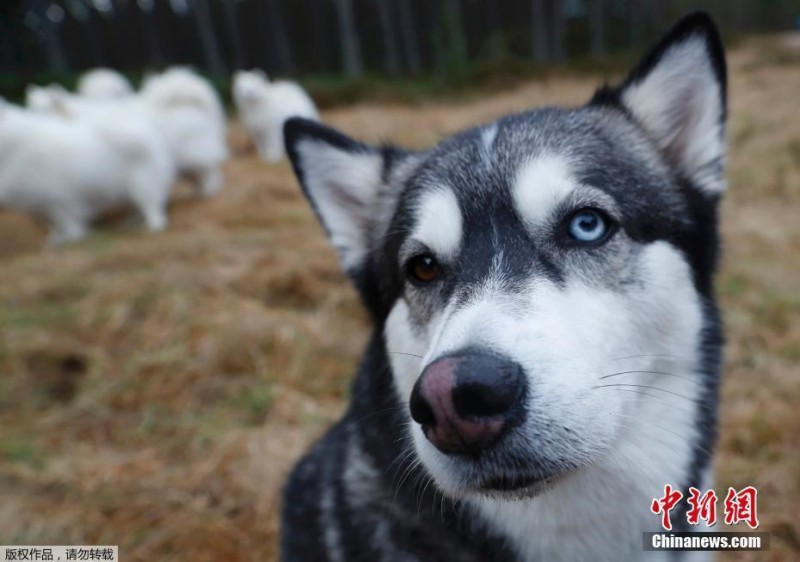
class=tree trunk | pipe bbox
[140,3,166,67]
[0,16,15,73]
[730,0,749,32]
[589,0,606,59]
[265,0,295,74]
[306,0,329,72]
[548,0,565,62]
[628,0,645,47]
[335,0,364,79]
[192,0,225,76]
[651,0,674,30]
[32,0,69,73]
[222,0,246,70]
[375,0,401,75]
[0,1,21,71]
[531,0,548,63]
[78,0,106,67]
[429,0,447,77]
[396,0,421,73]
[486,0,503,61]
[1,1,31,76]
[442,0,468,72]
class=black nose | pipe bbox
[409,350,525,457]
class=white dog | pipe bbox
[232,69,318,162]
[77,68,134,99]
[140,67,229,197]
[0,102,174,245]
[28,68,229,199]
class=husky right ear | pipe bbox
[284,118,410,285]
[592,12,727,197]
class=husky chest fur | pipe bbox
[281,13,727,562]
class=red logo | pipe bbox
[650,484,683,531]
[686,486,718,526]
[651,485,760,530]
[723,486,759,529]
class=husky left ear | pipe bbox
[284,117,409,285]
[593,12,727,196]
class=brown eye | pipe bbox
[407,254,441,284]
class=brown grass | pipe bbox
[1,37,798,561]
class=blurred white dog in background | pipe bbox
[232,69,318,163]
[28,67,229,199]
[77,68,134,99]
[0,101,174,245]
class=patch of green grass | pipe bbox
[136,403,170,437]
[771,521,800,551]
[0,439,46,470]
[777,343,800,363]
[0,298,79,333]
[733,118,759,148]
[754,44,800,67]
[751,293,800,336]
[227,381,273,427]
[722,274,749,299]
[787,138,800,167]
[122,342,192,375]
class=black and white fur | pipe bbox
[281,13,726,562]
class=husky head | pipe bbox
[285,13,726,500]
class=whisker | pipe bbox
[606,439,660,484]
[387,446,416,476]
[612,354,678,361]
[393,458,422,502]
[594,387,696,415]
[612,421,689,467]
[417,473,435,517]
[592,383,699,404]
[615,413,714,459]
[387,350,424,359]
[353,404,407,426]
[597,370,699,385]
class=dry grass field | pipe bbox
[1,37,798,561]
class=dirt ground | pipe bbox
[0,38,798,561]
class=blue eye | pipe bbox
[567,209,610,244]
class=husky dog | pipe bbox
[281,12,726,562]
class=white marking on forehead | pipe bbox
[412,188,463,258]
[513,153,576,227]
[480,124,498,168]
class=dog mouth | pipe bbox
[447,449,584,497]
[475,470,565,496]
[480,473,543,491]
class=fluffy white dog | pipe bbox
[0,102,174,245]
[232,69,318,162]
[77,68,134,99]
[0,104,174,244]
[140,67,229,197]
[28,67,229,198]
